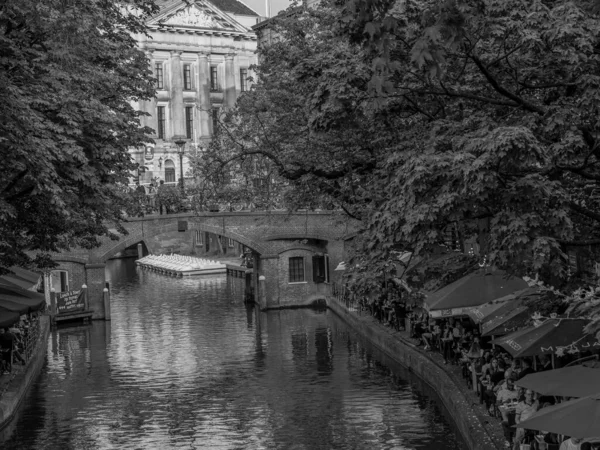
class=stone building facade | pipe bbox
[131,0,259,187]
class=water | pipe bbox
[1,259,464,450]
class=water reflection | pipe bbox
[1,258,463,450]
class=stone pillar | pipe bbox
[196,52,212,139]
[137,243,143,260]
[170,50,185,138]
[224,53,237,109]
[145,49,157,135]
[85,263,107,320]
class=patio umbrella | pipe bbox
[515,393,600,439]
[0,286,45,311]
[491,318,596,358]
[426,269,529,318]
[516,365,600,398]
[0,298,32,315]
[0,306,20,328]
[481,305,532,337]
[466,291,522,323]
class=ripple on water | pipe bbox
[0,259,464,450]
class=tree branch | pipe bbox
[569,202,600,222]
[470,55,546,115]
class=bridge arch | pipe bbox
[92,220,270,263]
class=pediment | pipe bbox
[151,1,246,32]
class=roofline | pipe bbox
[148,24,257,39]
[230,0,261,17]
[252,6,302,31]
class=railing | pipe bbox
[330,282,362,313]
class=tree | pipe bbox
[0,0,158,273]
[202,0,600,331]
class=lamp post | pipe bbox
[174,137,186,193]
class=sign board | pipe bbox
[428,306,477,319]
[56,289,85,314]
[144,145,154,160]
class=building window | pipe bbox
[210,66,219,91]
[157,106,166,139]
[195,230,204,246]
[155,62,164,89]
[212,108,219,135]
[164,159,175,183]
[49,270,69,293]
[289,257,305,283]
[240,68,248,92]
[183,64,192,90]
[312,254,329,284]
[185,106,194,139]
[228,238,234,248]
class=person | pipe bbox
[0,328,17,374]
[441,325,454,364]
[539,354,553,371]
[135,181,146,195]
[393,300,406,331]
[513,389,539,447]
[495,378,519,447]
[517,358,535,380]
[157,180,166,215]
[505,358,521,380]
[559,437,584,450]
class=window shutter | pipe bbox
[313,255,325,283]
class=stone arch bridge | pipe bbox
[53,211,359,319]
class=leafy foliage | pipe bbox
[0,0,158,272]
[201,0,600,330]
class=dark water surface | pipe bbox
[1,259,464,450]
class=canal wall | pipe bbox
[327,300,499,450]
[0,315,50,432]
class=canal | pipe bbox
[1,258,464,450]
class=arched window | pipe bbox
[164,159,175,183]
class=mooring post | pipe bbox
[258,275,267,310]
[50,288,57,320]
[103,287,111,320]
[82,284,89,311]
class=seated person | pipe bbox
[517,358,535,380]
[514,389,539,446]
[560,437,584,450]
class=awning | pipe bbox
[425,269,529,317]
[0,306,20,328]
[491,318,598,358]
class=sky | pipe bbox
[243,0,292,17]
